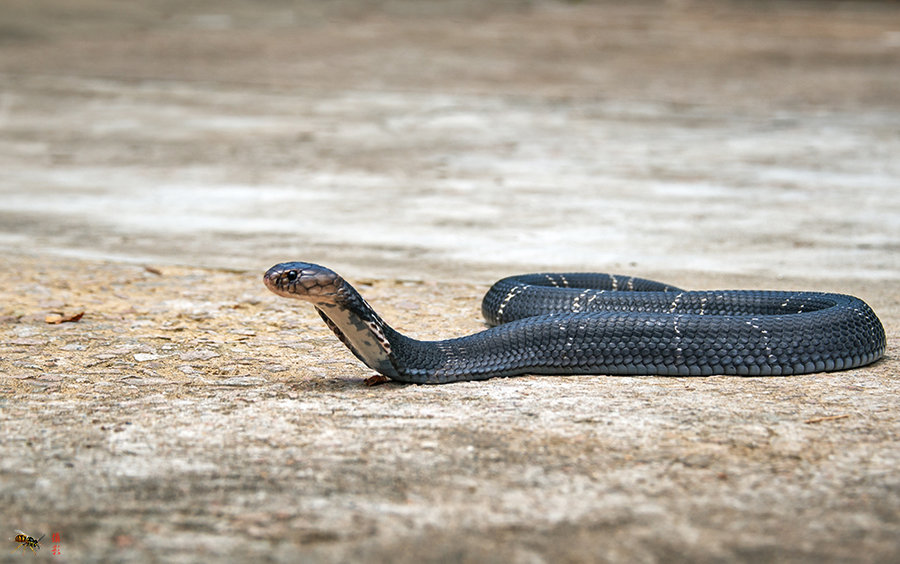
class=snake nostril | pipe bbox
[286,270,298,282]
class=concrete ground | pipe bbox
[1,1,899,562]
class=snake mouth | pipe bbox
[263,262,342,303]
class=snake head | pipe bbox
[263,262,344,305]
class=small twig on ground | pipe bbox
[804,414,850,424]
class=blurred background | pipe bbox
[2,0,899,281]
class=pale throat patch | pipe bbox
[315,302,399,378]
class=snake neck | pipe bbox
[314,283,403,379]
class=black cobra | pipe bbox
[263,262,885,384]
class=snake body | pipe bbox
[264,262,885,384]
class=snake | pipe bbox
[263,261,886,384]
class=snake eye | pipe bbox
[285,270,298,282]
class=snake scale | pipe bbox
[264,262,885,384]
